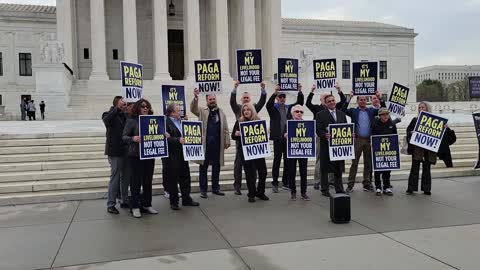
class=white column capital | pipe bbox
[123,0,138,63]
[153,0,171,81]
[89,0,109,80]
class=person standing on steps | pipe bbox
[266,83,304,193]
[190,88,230,199]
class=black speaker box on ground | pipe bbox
[330,193,351,224]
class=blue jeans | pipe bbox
[107,156,124,207]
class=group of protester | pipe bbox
[20,98,46,120]
[102,81,457,218]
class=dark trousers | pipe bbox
[374,171,391,189]
[128,157,155,209]
[165,161,193,206]
[233,148,256,190]
[28,111,36,120]
[41,111,45,120]
[199,161,221,192]
[244,158,267,198]
[408,159,432,192]
[321,164,344,193]
[286,158,308,194]
[272,138,288,186]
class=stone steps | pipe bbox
[0,157,477,194]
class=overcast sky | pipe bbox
[2,0,479,68]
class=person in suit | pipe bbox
[406,101,437,195]
[266,83,304,193]
[230,80,267,195]
[341,91,384,193]
[163,104,200,210]
[122,99,157,218]
[231,103,270,203]
[316,94,347,197]
[305,83,346,190]
[437,125,456,167]
[190,88,231,199]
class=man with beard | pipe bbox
[191,88,231,198]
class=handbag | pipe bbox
[400,135,409,155]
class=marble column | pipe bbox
[6,32,16,85]
[262,0,281,81]
[56,0,74,71]
[89,0,109,80]
[214,0,230,79]
[153,0,171,80]
[242,0,256,48]
[183,0,201,80]
[123,0,138,63]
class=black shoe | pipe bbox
[183,200,200,206]
[406,189,414,195]
[256,194,270,201]
[313,183,320,190]
[363,185,374,192]
[321,191,331,197]
[200,192,208,199]
[170,205,180,210]
[234,189,242,195]
[423,191,432,196]
[120,202,129,209]
[212,191,225,196]
[107,206,119,214]
[248,197,255,203]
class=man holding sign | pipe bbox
[316,94,348,197]
[162,104,200,210]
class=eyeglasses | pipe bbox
[141,105,149,109]
[278,95,286,99]
[294,110,304,114]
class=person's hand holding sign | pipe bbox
[275,84,281,94]
[260,81,266,90]
[325,132,331,140]
[133,136,140,143]
[375,90,382,100]
[335,82,342,93]
[311,84,316,93]
[298,83,303,92]
[193,88,200,98]
[179,137,185,144]
[235,130,241,137]
[234,80,240,90]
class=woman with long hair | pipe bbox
[122,99,157,218]
[231,103,269,203]
[406,101,436,195]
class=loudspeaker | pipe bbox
[330,193,351,224]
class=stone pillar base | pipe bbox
[34,64,73,111]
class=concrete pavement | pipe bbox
[1,176,480,269]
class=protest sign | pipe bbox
[469,76,480,98]
[371,135,401,171]
[329,123,355,161]
[237,49,262,84]
[352,62,378,96]
[194,59,222,94]
[162,85,186,118]
[120,61,143,102]
[313,59,336,92]
[139,115,168,160]
[409,111,448,153]
[287,120,316,158]
[239,120,271,161]
[182,121,204,161]
[472,112,480,169]
[278,58,298,92]
[387,83,409,117]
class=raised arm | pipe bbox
[254,81,267,113]
[190,88,201,117]
[230,80,241,116]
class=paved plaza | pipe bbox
[1,176,480,270]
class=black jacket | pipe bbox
[230,90,267,119]
[102,107,127,156]
[315,109,348,172]
[162,117,188,168]
[371,118,398,136]
[122,117,140,158]
[437,127,456,166]
[266,92,304,140]
[306,91,346,120]
[231,121,244,160]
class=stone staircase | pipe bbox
[0,124,478,205]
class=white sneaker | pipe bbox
[144,207,158,214]
[164,191,170,199]
[132,208,142,218]
[384,188,393,196]
[375,188,382,196]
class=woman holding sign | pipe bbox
[406,102,436,195]
[123,99,157,218]
[284,105,310,201]
[231,103,270,203]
